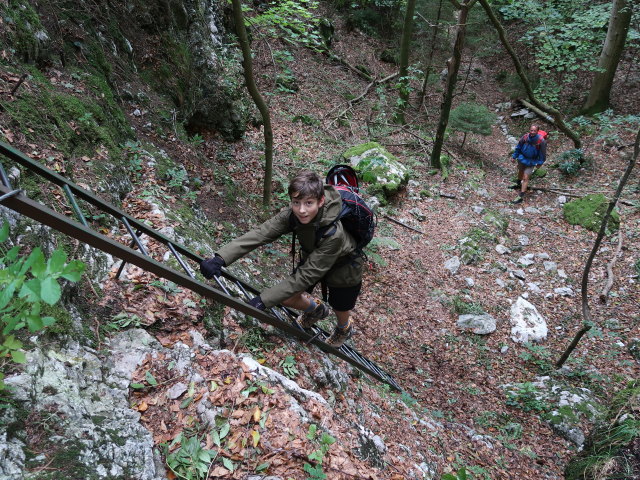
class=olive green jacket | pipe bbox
[216,185,362,307]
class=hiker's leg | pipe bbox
[282,292,312,311]
[334,309,351,329]
[521,166,534,194]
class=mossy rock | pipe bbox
[530,167,547,179]
[341,142,409,198]
[563,194,619,234]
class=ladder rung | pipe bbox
[63,184,88,227]
[167,242,194,278]
[121,216,148,256]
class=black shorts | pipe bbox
[307,282,362,311]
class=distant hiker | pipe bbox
[510,124,547,204]
[200,169,364,347]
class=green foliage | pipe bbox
[505,382,547,413]
[556,149,585,176]
[164,432,217,480]
[304,424,336,480]
[448,102,496,137]
[447,295,485,315]
[441,467,468,480]
[279,355,299,379]
[563,194,620,234]
[0,221,85,390]
[497,1,616,100]
[248,0,325,51]
[565,381,640,480]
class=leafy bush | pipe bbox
[0,221,85,390]
[448,102,496,147]
[557,149,585,176]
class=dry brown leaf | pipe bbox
[137,401,148,412]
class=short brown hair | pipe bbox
[288,170,324,199]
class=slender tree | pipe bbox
[429,0,476,169]
[477,0,581,149]
[581,0,632,115]
[231,0,274,206]
[556,127,639,368]
[418,0,445,109]
[395,0,418,124]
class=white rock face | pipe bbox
[510,297,548,343]
[457,314,497,335]
[444,256,461,275]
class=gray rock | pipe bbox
[357,425,387,468]
[512,269,526,280]
[409,208,426,222]
[495,244,511,255]
[558,195,568,205]
[472,205,485,214]
[444,256,461,275]
[464,277,475,287]
[511,108,531,118]
[627,339,640,361]
[518,235,530,246]
[518,254,535,266]
[557,269,568,279]
[524,207,540,214]
[500,346,509,354]
[527,282,542,294]
[536,253,551,260]
[167,382,188,399]
[510,297,547,343]
[554,287,574,296]
[457,314,497,335]
[496,278,506,288]
[544,261,558,271]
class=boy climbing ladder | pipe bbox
[200,169,370,347]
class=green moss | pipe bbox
[483,210,509,234]
[563,194,620,234]
[342,141,382,159]
[3,0,48,64]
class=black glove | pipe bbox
[248,296,266,310]
[200,256,225,279]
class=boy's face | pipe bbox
[291,194,325,224]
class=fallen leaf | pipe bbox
[137,401,148,412]
[253,407,261,423]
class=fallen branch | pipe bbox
[439,192,456,199]
[382,214,424,234]
[10,74,28,95]
[518,98,554,123]
[328,72,398,123]
[599,227,624,304]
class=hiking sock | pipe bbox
[304,299,318,313]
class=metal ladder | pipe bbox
[0,141,401,391]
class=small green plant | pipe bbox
[505,382,547,412]
[165,166,188,189]
[557,149,585,176]
[0,222,85,389]
[304,424,336,480]
[106,312,142,330]
[448,102,496,148]
[164,432,217,480]
[279,355,299,379]
[441,467,468,480]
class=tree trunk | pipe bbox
[581,0,632,115]
[556,127,639,368]
[429,1,471,169]
[477,0,582,149]
[231,0,274,207]
[395,0,418,125]
[419,0,444,109]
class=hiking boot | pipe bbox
[326,323,353,348]
[295,301,330,329]
[511,194,524,204]
[508,182,522,190]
